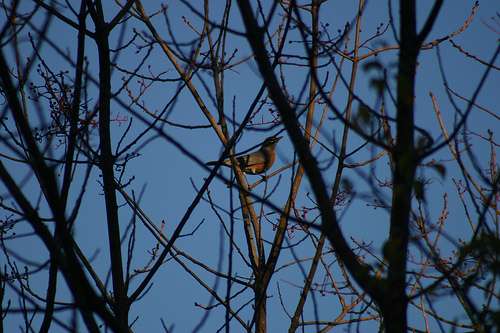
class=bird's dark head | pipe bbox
[261,136,282,150]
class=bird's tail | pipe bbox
[206,160,232,167]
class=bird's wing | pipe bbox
[237,151,268,166]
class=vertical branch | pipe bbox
[383,2,443,330]
[60,0,86,208]
[236,0,383,319]
[89,0,128,326]
[37,0,89,329]
[287,1,321,330]
[382,0,436,331]
[290,0,364,329]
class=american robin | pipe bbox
[206,136,282,175]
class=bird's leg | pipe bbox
[260,172,268,182]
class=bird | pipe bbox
[206,136,282,175]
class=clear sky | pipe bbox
[1,0,499,332]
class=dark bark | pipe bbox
[0,49,128,333]
[90,0,129,327]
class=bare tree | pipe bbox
[1,0,499,332]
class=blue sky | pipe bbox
[1,0,499,332]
